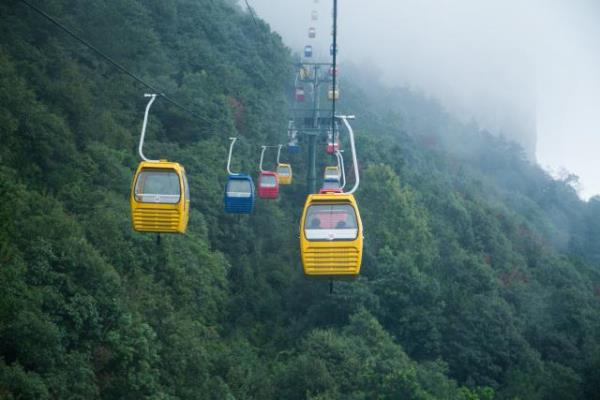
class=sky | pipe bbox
[246,0,600,200]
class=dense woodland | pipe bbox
[1,0,600,398]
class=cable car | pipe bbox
[299,66,311,81]
[330,43,337,56]
[131,160,190,233]
[304,45,313,58]
[327,141,339,154]
[258,171,279,199]
[288,142,300,153]
[130,94,189,234]
[320,177,342,193]
[225,137,255,214]
[311,10,318,20]
[328,87,340,101]
[225,174,255,214]
[277,163,293,185]
[328,66,338,77]
[300,193,363,276]
[324,166,341,180]
[276,145,292,185]
[308,27,316,39]
[295,86,305,102]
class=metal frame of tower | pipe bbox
[290,0,339,195]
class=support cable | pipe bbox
[19,0,211,125]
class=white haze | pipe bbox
[247,0,600,200]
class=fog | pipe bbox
[247,0,600,199]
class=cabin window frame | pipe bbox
[134,168,182,204]
[304,202,358,241]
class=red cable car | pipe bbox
[326,142,339,154]
[295,87,305,102]
[258,171,279,199]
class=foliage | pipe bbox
[1,0,599,399]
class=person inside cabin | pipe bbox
[310,218,321,228]
[335,220,347,229]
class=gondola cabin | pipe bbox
[300,193,363,276]
[320,178,342,193]
[328,66,338,77]
[295,87,305,102]
[324,166,341,180]
[326,141,339,154]
[311,10,318,20]
[328,87,340,101]
[299,66,311,81]
[288,142,300,153]
[224,174,255,214]
[277,163,293,185]
[130,160,190,233]
[258,171,279,199]
[308,27,316,38]
[304,45,313,58]
[330,43,337,56]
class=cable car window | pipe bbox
[305,204,358,240]
[322,180,340,190]
[135,169,181,203]
[324,168,339,180]
[260,175,277,188]
[227,179,252,198]
[277,166,291,176]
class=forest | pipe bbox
[1,0,599,399]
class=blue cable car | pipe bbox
[224,138,255,214]
[304,45,313,58]
[288,143,300,153]
[224,174,255,214]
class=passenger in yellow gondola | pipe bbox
[304,203,358,240]
[135,168,181,203]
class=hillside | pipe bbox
[1,1,599,399]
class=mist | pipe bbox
[247,0,600,199]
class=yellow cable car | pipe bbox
[277,163,293,185]
[130,160,190,233]
[328,87,340,101]
[299,66,311,80]
[300,193,363,276]
[324,166,340,180]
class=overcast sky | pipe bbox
[247,0,600,199]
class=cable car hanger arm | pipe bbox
[337,115,359,194]
[336,149,346,190]
[139,94,158,162]
[227,137,238,175]
[277,144,282,164]
[259,145,266,172]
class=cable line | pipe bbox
[243,0,261,32]
[18,0,212,125]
